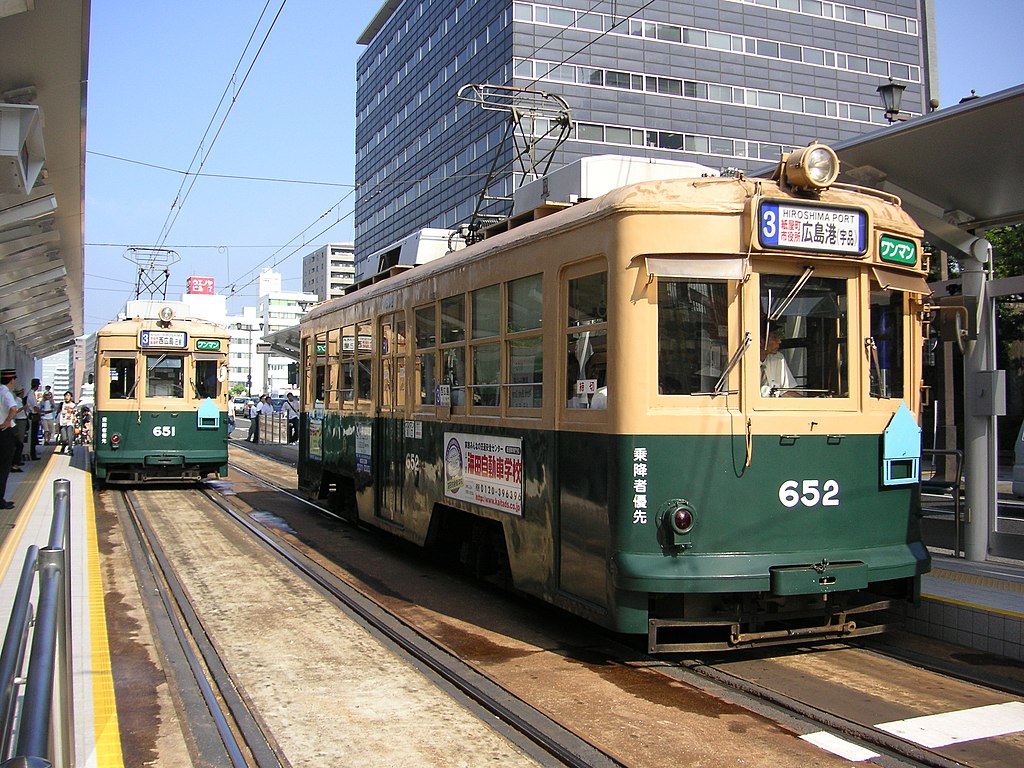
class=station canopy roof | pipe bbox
[756,84,1024,258]
[0,1,88,359]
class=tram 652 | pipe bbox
[92,304,231,484]
[298,144,931,651]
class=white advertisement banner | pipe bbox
[443,432,523,516]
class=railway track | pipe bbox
[212,445,1024,768]
[114,481,621,768]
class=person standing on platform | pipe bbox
[39,390,55,445]
[26,378,40,460]
[247,398,261,443]
[56,391,77,454]
[259,395,274,442]
[284,392,300,443]
[11,387,27,470]
[0,370,21,509]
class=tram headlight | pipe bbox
[782,143,839,193]
[157,306,175,325]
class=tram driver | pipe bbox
[760,326,798,397]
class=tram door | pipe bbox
[376,315,406,523]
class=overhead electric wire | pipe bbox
[154,0,289,249]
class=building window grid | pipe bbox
[726,0,918,36]
[512,2,922,84]
[518,57,899,125]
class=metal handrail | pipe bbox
[0,479,75,767]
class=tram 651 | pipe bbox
[92,304,231,484]
[298,144,931,651]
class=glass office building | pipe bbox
[354,0,936,275]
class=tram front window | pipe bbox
[108,358,137,399]
[194,359,219,399]
[146,354,185,398]
[760,273,848,398]
[869,288,904,398]
[657,279,728,395]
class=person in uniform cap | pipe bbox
[0,370,20,509]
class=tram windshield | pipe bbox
[869,287,904,399]
[107,357,138,400]
[657,279,729,395]
[760,273,848,398]
[146,354,185,398]
[194,359,220,399]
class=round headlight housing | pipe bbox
[783,143,839,192]
[667,502,695,535]
[158,306,175,323]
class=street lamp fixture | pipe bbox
[877,77,907,124]
[236,321,264,396]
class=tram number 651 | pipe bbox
[778,479,840,508]
[152,426,176,437]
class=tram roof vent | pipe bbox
[511,155,717,218]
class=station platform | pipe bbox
[0,442,122,768]
[0,435,1022,766]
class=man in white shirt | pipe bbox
[760,328,797,397]
[283,393,300,443]
[26,378,40,460]
[0,370,21,509]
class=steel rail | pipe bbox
[120,490,282,768]
[675,657,969,768]
[205,469,625,768]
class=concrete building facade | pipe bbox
[302,242,356,301]
[354,0,936,275]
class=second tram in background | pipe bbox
[92,302,231,484]
[297,144,931,652]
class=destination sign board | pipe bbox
[758,201,867,256]
[140,330,187,349]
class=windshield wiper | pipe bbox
[767,266,815,323]
[710,332,752,396]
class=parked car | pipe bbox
[233,397,256,416]
[271,397,286,412]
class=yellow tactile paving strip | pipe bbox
[84,470,124,768]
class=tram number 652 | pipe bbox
[152,426,176,437]
[778,479,840,508]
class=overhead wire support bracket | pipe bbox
[455,84,573,245]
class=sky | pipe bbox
[82,0,1024,334]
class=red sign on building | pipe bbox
[187,276,215,295]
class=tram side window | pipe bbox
[657,280,728,394]
[441,295,467,406]
[760,273,849,398]
[195,359,219,399]
[415,305,437,405]
[146,354,185,398]
[108,358,137,399]
[471,284,501,407]
[356,321,373,405]
[869,287,904,398]
[508,274,543,408]
[341,324,355,405]
[566,271,608,408]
